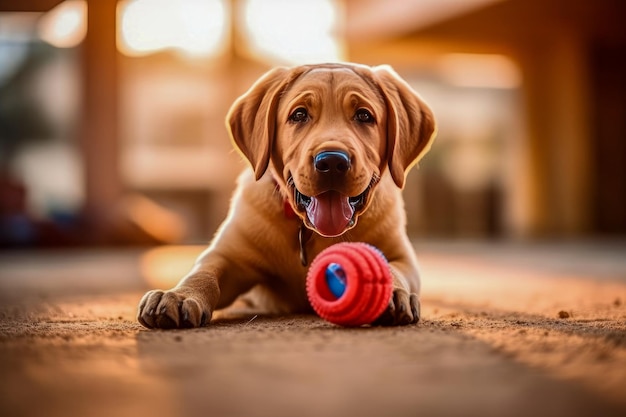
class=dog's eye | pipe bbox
[289,107,309,123]
[354,109,375,124]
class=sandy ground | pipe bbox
[0,241,625,417]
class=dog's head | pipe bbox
[227,63,436,237]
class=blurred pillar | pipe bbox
[518,34,592,237]
[550,33,592,235]
[80,0,122,223]
[591,40,626,234]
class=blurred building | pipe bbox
[0,0,624,247]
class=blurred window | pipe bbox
[117,0,228,58]
[37,0,87,49]
[242,0,344,65]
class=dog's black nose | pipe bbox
[314,151,351,174]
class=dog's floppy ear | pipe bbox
[373,65,436,189]
[226,67,291,180]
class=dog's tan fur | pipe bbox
[138,63,436,328]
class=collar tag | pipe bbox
[298,224,313,266]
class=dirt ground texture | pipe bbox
[0,240,625,417]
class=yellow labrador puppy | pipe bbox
[138,63,436,328]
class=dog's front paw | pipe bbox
[137,289,209,329]
[373,288,420,326]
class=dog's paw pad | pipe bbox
[373,288,420,326]
[137,290,208,329]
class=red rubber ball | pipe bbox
[306,242,393,326]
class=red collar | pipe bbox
[283,200,298,219]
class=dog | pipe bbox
[137,63,436,328]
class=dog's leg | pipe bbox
[372,239,421,326]
[137,171,282,329]
[372,269,421,326]
[137,251,265,329]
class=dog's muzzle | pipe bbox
[289,175,377,238]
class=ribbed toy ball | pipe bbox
[306,242,393,326]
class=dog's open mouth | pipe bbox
[289,176,378,237]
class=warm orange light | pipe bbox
[37,0,87,48]
[121,194,188,244]
[438,53,522,89]
[117,0,228,58]
[140,245,205,289]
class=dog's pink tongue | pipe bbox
[306,191,353,237]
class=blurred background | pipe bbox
[0,0,624,249]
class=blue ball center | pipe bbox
[325,263,346,299]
